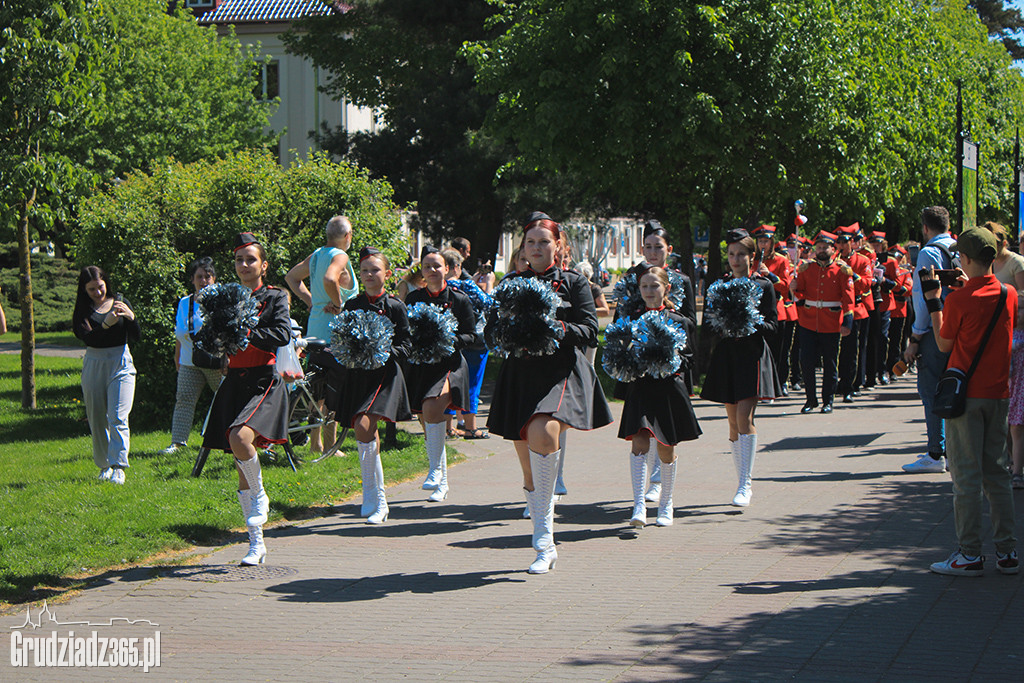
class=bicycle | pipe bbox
[191,338,348,477]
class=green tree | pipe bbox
[971,0,1024,59]
[0,0,102,408]
[76,151,406,420]
[284,0,598,263]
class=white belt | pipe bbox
[803,300,841,308]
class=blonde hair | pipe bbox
[641,267,675,310]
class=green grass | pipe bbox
[0,331,80,346]
[0,354,432,606]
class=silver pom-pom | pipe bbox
[194,283,260,357]
[485,276,564,358]
[406,302,458,365]
[704,277,765,338]
[329,310,395,370]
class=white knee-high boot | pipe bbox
[732,434,756,507]
[428,438,448,502]
[358,440,374,517]
[554,431,568,496]
[645,452,662,502]
[629,452,648,527]
[656,460,677,526]
[237,490,266,565]
[526,449,559,574]
[235,456,268,527]
[422,422,445,490]
[361,439,389,524]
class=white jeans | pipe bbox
[82,345,136,469]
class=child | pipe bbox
[404,246,477,502]
[921,228,1018,576]
[329,247,412,524]
[617,266,701,526]
[701,229,780,507]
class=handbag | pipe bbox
[932,284,1007,419]
[188,295,224,370]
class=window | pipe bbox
[185,0,215,7]
[254,61,279,102]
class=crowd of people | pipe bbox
[68,205,1024,576]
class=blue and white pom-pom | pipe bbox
[485,276,564,358]
[613,271,641,315]
[329,310,395,370]
[194,283,260,357]
[704,277,764,338]
[633,311,687,379]
[666,269,688,311]
[447,278,492,335]
[406,302,458,365]
[601,316,641,382]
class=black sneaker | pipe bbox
[997,550,1019,575]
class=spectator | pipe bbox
[452,237,474,280]
[0,285,6,334]
[161,257,223,454]
[901,206,956,474]
[473,258,495,293]
[285,215,357,453]
[73,266,139,484]
[985,221,1024,292]
[921,228,1018,576]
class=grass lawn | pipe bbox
[0,331,80,346]
[0,353,433,606]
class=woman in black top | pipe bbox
[487,213,613,574]
[700,229,780,508]
[404,246,477,502]
[202,233,292,565]
[73,266,140,485]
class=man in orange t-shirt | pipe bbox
[922,228,1018,577]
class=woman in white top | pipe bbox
[162,258,223,454]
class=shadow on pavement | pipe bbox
[264,570,525,602]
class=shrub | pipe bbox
[0,244,79,332]
[75,150,407,422]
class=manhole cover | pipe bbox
[161,564,298,582]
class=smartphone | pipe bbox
[932,269,961,287]
[115,293,124,303]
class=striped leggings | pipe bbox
[170,364,223,445]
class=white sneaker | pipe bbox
[98,468,113,482]
[901,454,947,474]
[110,469,125,485]
[160,443,183,455]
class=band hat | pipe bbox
[359,246,383,262]
[752,224,777,238]
[951,228,997,261]
[869,231,887,243]
[725,228,751,244]
[420,245,441,261]
[233,232,260,252]
[835,226,855,243]
[814,231,838,244]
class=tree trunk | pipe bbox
[706,183,726,284]
[18,190,37,410]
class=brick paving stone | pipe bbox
[6,379,1024,681]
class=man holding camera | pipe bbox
[919,228,1017,576]
[901,206,957,474]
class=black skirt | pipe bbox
[328,358,412,427]
[404,355,471,413]
[487,346,613,441]
[203,366,289,451]
[700,334,782,404]
[618,374,702,446]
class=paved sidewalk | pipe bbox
[4,377,1024,681]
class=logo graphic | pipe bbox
[9,601,161,672]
